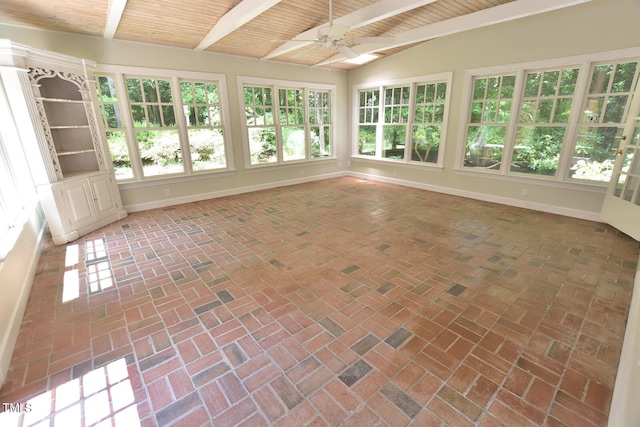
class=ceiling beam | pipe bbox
[262,0,437,60]
[195,0,284,52]
[314,0,592,67]
[103,0,127,39]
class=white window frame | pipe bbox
[95,65,234,183]
[237,76,336,169]
[351,72,453,168]
[456,47,640,188]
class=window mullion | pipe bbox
[115,74,144,180]
[376,85,384,158]
[503,70,526,175]
[405,84,417,162]
[274,86,283,163]
[172,76,192,175]
[558,62,590,181]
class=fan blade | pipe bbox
[292,44,323,59]
[272,39,319,43]
[329,24,349,39]
[349,36,395,44]
[337,45,359,60]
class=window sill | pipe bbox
[349,155,444,171]
[117,168,237,190]
[244,157,338,173]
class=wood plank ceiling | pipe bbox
[0,0,591,70]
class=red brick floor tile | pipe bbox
[1,177,637,427]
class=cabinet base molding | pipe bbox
[50,208,127,245]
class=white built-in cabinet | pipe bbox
[0,40,127,245]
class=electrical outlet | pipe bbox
[521,189,528,197]
[164,188,171,197]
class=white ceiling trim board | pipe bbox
[314,0,593,67]
[103,0,127,39]
[196,0,284,51]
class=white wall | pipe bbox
[347,0,640,220]
[0,205,45,386]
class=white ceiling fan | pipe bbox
[282,0,395,59]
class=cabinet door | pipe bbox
[89,174,120,218]
[59,179,98,230]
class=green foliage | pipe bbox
[257,129,277,162]
[572,159,615,181]
[106,132,130,167]
[511,127,564,175]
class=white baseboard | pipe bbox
[124,172,347,213]
[346,171,602,222]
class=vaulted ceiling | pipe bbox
[0,0,591,70]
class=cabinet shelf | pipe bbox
[57,149,96,156]
[49,125,91,130]
[39,97,87,104]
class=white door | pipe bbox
[600,80,640,241]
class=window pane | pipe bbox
[106,131,133,180]
[383,125,406,159]
[486,77,500,99]
[590,65,612,94]
[162,106,176,126]
[181,81,194,103]
[612,62,638,92]
[501,75,516,98]
[604,95,628,122]
[142,79,158,102]
[126,78,142,102]
[137,130,183,176]
[465,126,505,168]
[541,71,559,96]
[511,126,565,175]
[188,128,226,171]
[248,127,277,164]
[473,78,487,100]
[158,80,172,103]
[537,99,553,123]
[553,98,572,123]
[570,126,622,182]
[470,102,483,123]
[559,69,578,95]
[464,74,514,170]
[411,125,440,163]
[311,126,330,158]
[525,73,540,97]
[147,105,162,126]
[282,126,306,161]
[308,90,331,159]
[101,104,123,129]
[358,125,376,156]
[415,85,425,103]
